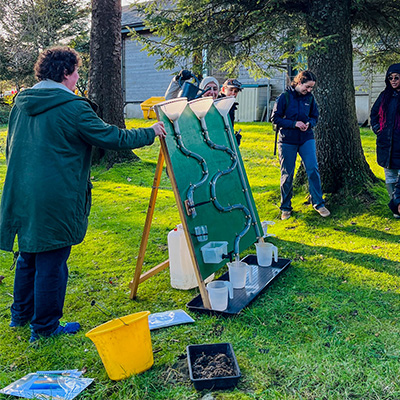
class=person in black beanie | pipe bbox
[371,63,400,218]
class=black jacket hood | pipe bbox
[385,63,400,88]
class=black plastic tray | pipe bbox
[187,342,241,390]
[186,255,291,315]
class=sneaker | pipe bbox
[9,320,29,328]
[314,206,331,217]
[393,213,400,219]
[281,211,292,220]
[29,322,81,343]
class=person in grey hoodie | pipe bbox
[164,71,219,100]
[0,46,166,342]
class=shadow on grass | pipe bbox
[272,236,400,279]
[332,224,400,243]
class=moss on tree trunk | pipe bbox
[304,0,377,196]
[88,0,139,168]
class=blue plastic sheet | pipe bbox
[148,309,194,330]
[0,369,93,399]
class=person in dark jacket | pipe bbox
[271,70,330,220]
[370,63,400,218]
[219,79,242,125]
[219,79,243,145]
[0,46,166,342]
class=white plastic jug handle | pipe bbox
[224,281,234,299]
[273,245,278,262]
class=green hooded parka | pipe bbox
[0,88,155,253]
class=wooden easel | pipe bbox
[129,139,211,309]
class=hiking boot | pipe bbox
[29,322,81,343]
[314,206,331,217]
[281,210,292,220]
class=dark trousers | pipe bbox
[11,246,71,335]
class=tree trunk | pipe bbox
[305,0,377,195]
[88,0,138,167]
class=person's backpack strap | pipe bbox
[283,91,290,115]
[273,91,290,155]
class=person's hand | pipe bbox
[151,122,167,139]
[295,121,308,131]
[397,204,400,215]
[177,69,192,81]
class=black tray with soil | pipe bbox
[187,255,291,315]
[187,342,241,390]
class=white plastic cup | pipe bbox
[227,261,253,289]
[206,281,234,311]
[255,242,278,267]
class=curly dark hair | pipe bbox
[291,70,317,88]
[34,47,81,82]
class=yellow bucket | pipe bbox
[85,311,153,380]
[140,96,165,119]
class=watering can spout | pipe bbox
[195,86,211,99]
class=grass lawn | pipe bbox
[1,119,400,399]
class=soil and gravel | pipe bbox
[192,352,236,379]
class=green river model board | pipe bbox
[156,98,264,281]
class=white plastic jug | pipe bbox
[206,281,233,311]
[227,261,253,289]
[168,224,214,289]
[255,242,278,267]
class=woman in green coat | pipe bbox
[0,47,166,342]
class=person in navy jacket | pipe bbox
[271,70,330,220]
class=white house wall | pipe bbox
[123,33,174,118]
[353,58,385,125]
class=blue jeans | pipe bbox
[384,168,400,184]
[11,246,71,335]
[279,139,325,211]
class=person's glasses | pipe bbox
[389,76,400,81]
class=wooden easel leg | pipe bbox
[129,139,211,309]
[159,140,211,309]
[129,148,165,299]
